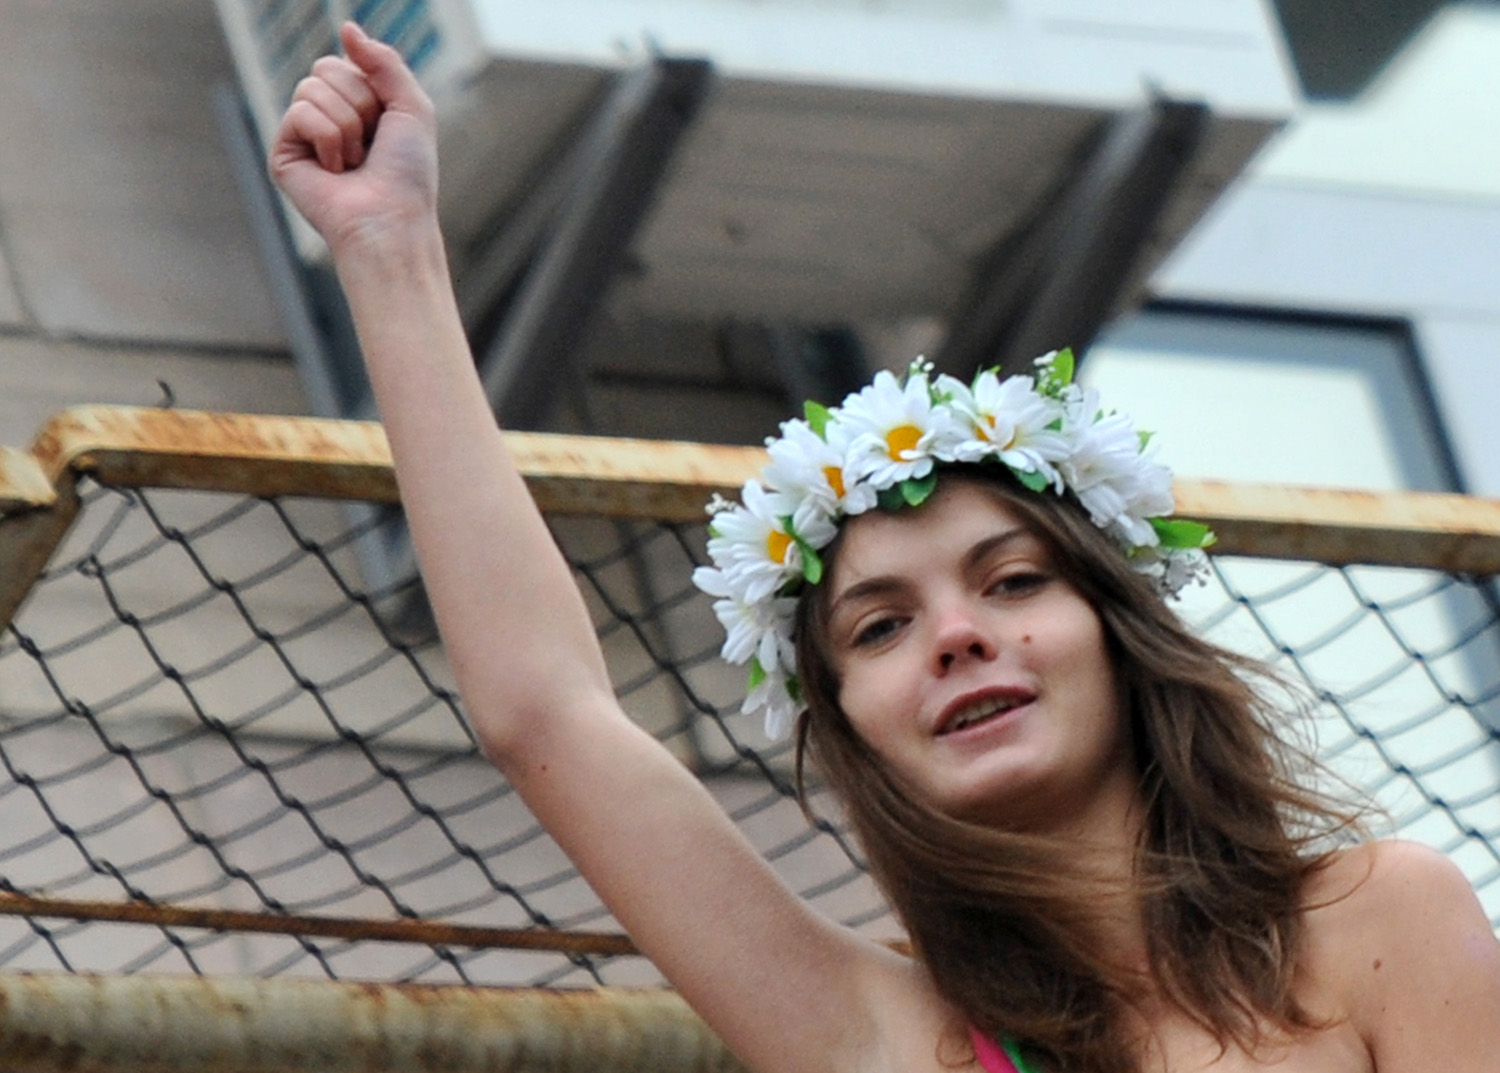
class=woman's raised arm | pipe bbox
[269,22,612,764]
[268,24,931,1073]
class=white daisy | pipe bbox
[743,660,800,741]
[692,565,797,672]
[701,480,802,603]
[761,417,873,535]
[1115,452,1176,546]
[821,412,881,517]
[836,369,965,489]
[1058,389,1172,546]
[938,370,1070,483]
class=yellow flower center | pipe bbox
[767,528,794,564]
[823,465,846,499]
[885,424,922,459]
[985,414,1017,450]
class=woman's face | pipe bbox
[822,480,1136,831]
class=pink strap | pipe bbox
[968,1026,1021,1073]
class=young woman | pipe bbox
[270,23,1500,1072]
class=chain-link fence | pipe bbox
[1,406,1498,1065]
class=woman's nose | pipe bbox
[932,602,997,674]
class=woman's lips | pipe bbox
[936,689,1036,736]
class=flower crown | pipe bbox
[691,351,1215,739]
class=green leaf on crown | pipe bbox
[1037,347,1076,396]
[901,471,939,507]
[804,400,832,439]
[795,534,825,584]
[780,515,826,585]
[1151,517,1217,549]
[748,657,767,691]
[1054,347,1075,383]
[1013,467,1051,493]
[877,484,908,512]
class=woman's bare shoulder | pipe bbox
[1303,839,1491,969]
[1305,839,1488,929]
[1302,840,1500,1071]
[1307,839,1468,905]
[848,943,969,1073]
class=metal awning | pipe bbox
[431,0,1297,326]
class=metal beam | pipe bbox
[935,96,1209,379]
[452,110,594,337]
[767,326,873,410]
[477,58,713,430]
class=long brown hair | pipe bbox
[793,470,1360,1073]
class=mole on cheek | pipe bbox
[1022,635,1032,645]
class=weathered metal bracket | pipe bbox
[0,482,79,641]
[936,96,1210,379]
[474,57,713,430]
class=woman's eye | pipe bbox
[852,616,902,648]
[989,571,1047,597]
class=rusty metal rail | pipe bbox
[6,405,765,515]
[0,892,638,959]
[0,405,765,629]
[0,972,745,1072]
[5,406,1500,631]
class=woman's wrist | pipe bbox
[330,210,450,290]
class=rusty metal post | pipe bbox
[0,440,78,630]
[0,973,746,1073]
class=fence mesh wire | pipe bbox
[1,475,1497,989]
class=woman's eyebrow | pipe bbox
[961,526,1033,572]
[827,526,1032,618]
[827,575,907,621]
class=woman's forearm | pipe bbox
[332,221,616,762]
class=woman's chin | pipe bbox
[927,761,1048,830]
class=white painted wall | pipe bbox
[465,0,1295,112]
[1147,3,1500,496]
